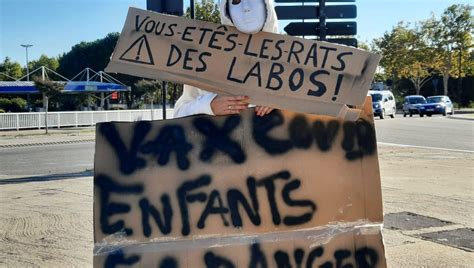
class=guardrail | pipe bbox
[0,109,175,130]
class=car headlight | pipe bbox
[420,106,425,109]
[436,105,441,108]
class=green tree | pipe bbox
[9,97,27,112]
[358,41,389,85]
[34,78,64,134]
[58,32,120,78]
[374,22,437,95]
[423,4,473,95]
[465,50,474,76]
[0,98,25,112]
[357,41,370,51]
[0,57,23,79]
[185,0,220,23]
[134,79,161,100]
[29,54,60,72]
[134,79,162,119]
[168,82,183,107]
[58,32,143,108]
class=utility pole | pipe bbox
[147,0,184,120]
[190,0,195,19]
[20,44,33,81]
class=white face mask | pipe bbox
[228,0,267,34]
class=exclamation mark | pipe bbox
[135,38,145,61]
[332,74,344,101]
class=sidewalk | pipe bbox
[453,108,474,114]
[449,113,474,121]
[446,108,473,121]
[0,127,96,147]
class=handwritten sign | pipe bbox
[94,228,385,267]
[105,8,381,118]
[93,98,386,267]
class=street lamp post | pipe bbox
[20,44,33,81]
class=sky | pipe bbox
[1,0,471,67]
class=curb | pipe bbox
[452,110,474,115]
[0,138,95,148]
[448,116,474,121]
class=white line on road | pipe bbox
[378,142,474,153]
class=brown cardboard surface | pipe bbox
[94,101,382,239]
[105,8,381,117]
[93,227,386,267]
[93,96,385,267]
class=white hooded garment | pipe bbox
[173,0,279,118]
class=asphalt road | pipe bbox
[374,115,474,152]
[0,116,472,177]
[0,143,95,177]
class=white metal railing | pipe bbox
[0,109,175,130]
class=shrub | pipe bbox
[9,97,27,112]
[0,97,27,112]
[0,98,12,111]
[0,108,5,113]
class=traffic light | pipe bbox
[146,0,184,16]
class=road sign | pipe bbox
[146,0,183,16]
[147,0,184,120]
[284,22,357,36]
[276,5,356,20]
[275,0,355,2]
[327,38,358,47]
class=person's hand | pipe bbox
[255,106,273,117]
[211,95,249,115]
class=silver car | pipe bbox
[369,90,396,119]
[419,96,454,117]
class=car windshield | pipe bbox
[408,97,426,104]
[427,97,444,103]
[371,94,383,102]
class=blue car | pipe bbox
[403,95,426,117]
[419,96,454,117]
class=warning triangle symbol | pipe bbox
[119,34,155,65]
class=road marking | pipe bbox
[378,142,474,153]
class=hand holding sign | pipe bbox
[211,95,249,115]
[255,105,273,116]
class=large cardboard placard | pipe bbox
[106,8,381,118]
[93,99,385,267]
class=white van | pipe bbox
[368,90,396,119]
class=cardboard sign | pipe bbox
[105,8,381,118]
[94,227,385,267]
[93,98,386,267]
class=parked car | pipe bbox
[403,95,426,117]
[368,90,396,119]
[419,96,454,117]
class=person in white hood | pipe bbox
[173,0,279,118]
